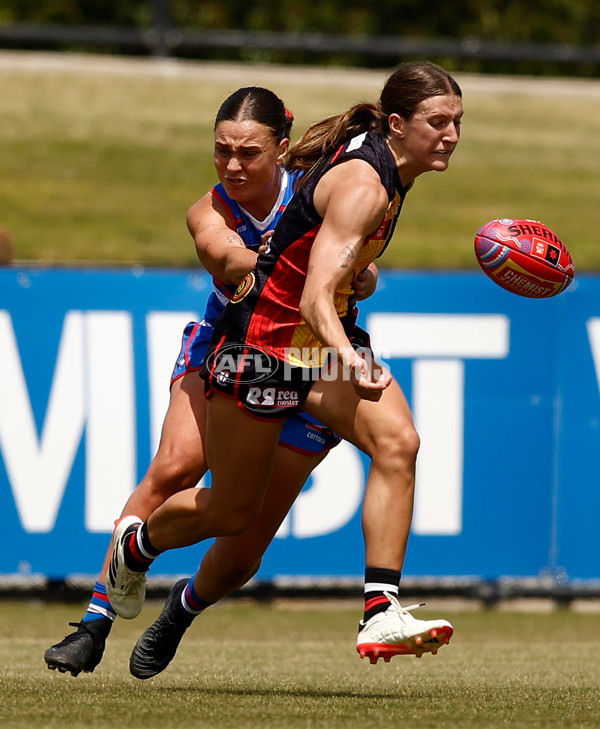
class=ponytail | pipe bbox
[287,102,385,179]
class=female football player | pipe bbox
[45,86,377,677]
[109,61,463,678]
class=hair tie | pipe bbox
[284,108,294,123]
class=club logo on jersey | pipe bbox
[207,343,278,384]
[231,272,255,303]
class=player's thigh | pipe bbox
[156,372,208,462]
[303,368,415,457]
[213,445,326,560]
[205,393,284,515]
[265,446,325,529]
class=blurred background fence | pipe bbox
[1,0,600,75]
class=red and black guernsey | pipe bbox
[213,131,410,366]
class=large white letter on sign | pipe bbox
[367,313,509,535]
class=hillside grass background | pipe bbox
[1,51,599,271]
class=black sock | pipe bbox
[123,521,161,572]
[363,567,401,622]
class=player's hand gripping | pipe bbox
[351,266,377,301]
[343,347,392,401]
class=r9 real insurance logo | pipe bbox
[206,343,279,385]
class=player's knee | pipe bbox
[211,506,261,537]
[402,425,420,461]
[150,448,205,494]
[373,423,420,468]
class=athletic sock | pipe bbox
[123,521,162,572]
[81,581,117,623]
[363,567,401,622]
[177,577,214,627]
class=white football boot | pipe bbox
[356,592,453,664]
[105,515,147,619]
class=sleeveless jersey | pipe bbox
[172,168,341,452]
[216,131,410,365]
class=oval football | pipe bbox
[474,218,575,298]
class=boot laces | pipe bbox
[384,591,426,618]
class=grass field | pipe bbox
[1,51,600,270]
[2,598,600,728]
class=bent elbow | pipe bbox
[298,293,314,327]
[298,296,308,323]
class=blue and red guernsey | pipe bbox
[201,169,298,327]
[215,131,410,365]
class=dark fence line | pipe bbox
[1,23,600,66]
[3,575,600,608]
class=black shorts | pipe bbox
[201,326,374,421]
[201,336,315,420]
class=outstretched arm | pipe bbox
[187,193,257,285]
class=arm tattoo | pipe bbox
[339,242,356,269]
[227,233,244,247]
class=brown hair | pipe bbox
[287,61,461,178]
[215,87,293,143]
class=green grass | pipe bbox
[2,599,600,728]
[1,53,600,270]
